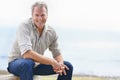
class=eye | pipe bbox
[35,14,39,17]
[41,14,45,17]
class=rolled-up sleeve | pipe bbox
[49,32,61,58]
[17,23,32,55]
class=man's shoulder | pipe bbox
[21,18,32,25]
[47,25,56,32]
[46,25,58,37]
[19,18,33,29]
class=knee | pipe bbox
[19,59,35,69]
[64,61,73,71]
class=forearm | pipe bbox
[23,50,56,65]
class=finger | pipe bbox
[64,65,69,70]
[54,69,57,73]
[59,72,62,76]
[53,66,60,70]
[61,66,65,70]
[63,70,67,75]
[57,70,62,73]
[56,70,63,76]
[54,69,62,74]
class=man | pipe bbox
[7,1,73,80]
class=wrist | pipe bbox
[58,61,64,64]
[49,59,57,66]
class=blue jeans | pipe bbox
[7,58,73,80]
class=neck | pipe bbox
[33,23,44,33]
[37,26,44,36]
[37,27,43,33]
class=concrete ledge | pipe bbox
[0,74,41,80]
[0,74,19,80]
[0,70,41,80]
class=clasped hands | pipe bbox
[52,62,69,76]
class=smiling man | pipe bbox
[7,1,73,80]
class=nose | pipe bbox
[38,16,42,20]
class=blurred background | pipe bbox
[0,0,120,77]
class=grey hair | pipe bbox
[31,1,48,14]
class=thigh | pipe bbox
[33,64,56,75]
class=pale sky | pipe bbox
[0,0,120,31]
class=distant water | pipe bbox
[1,27,120,77]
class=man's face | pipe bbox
[32,6,48,29]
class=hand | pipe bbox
[50,59,61,72]
[54,63,69,76]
